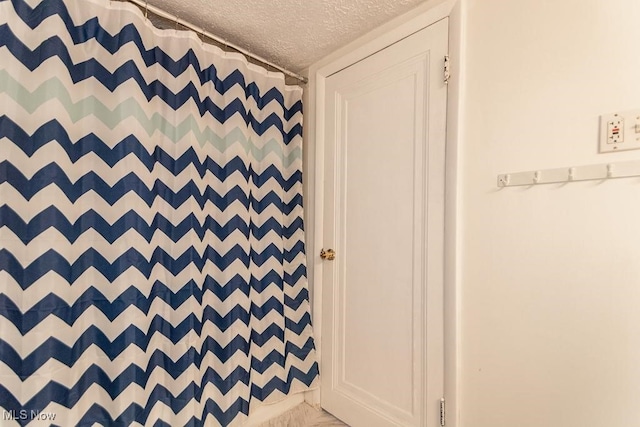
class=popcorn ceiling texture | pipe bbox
[145,0,428,72]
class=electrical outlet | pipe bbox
[607,117,624,144]
[600,109,640,153]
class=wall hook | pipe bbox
[497,160,640,187]
[533,171,541,184]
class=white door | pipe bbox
[320,18,448,427]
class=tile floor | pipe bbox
[256,403,348,427]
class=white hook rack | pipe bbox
[497,160,640,187]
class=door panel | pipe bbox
[321,18,448,427]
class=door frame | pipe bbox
[303,0,463,425]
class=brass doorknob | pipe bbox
[320,248,336,261]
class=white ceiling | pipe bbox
[145,0,430,73]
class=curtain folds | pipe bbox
[0,0,318,425]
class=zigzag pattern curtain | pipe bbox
[0,0,318,425]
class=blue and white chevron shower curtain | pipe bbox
[0,0,319,425]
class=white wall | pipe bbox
[461,0,640,426]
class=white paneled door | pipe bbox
[320,18,448,427]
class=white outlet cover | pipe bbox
[600,109,640,153]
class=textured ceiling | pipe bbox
[144,0,430,73]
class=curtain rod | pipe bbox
[121,0,308,84]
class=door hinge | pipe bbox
[444,55,451,84]
[440,397,446,426]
